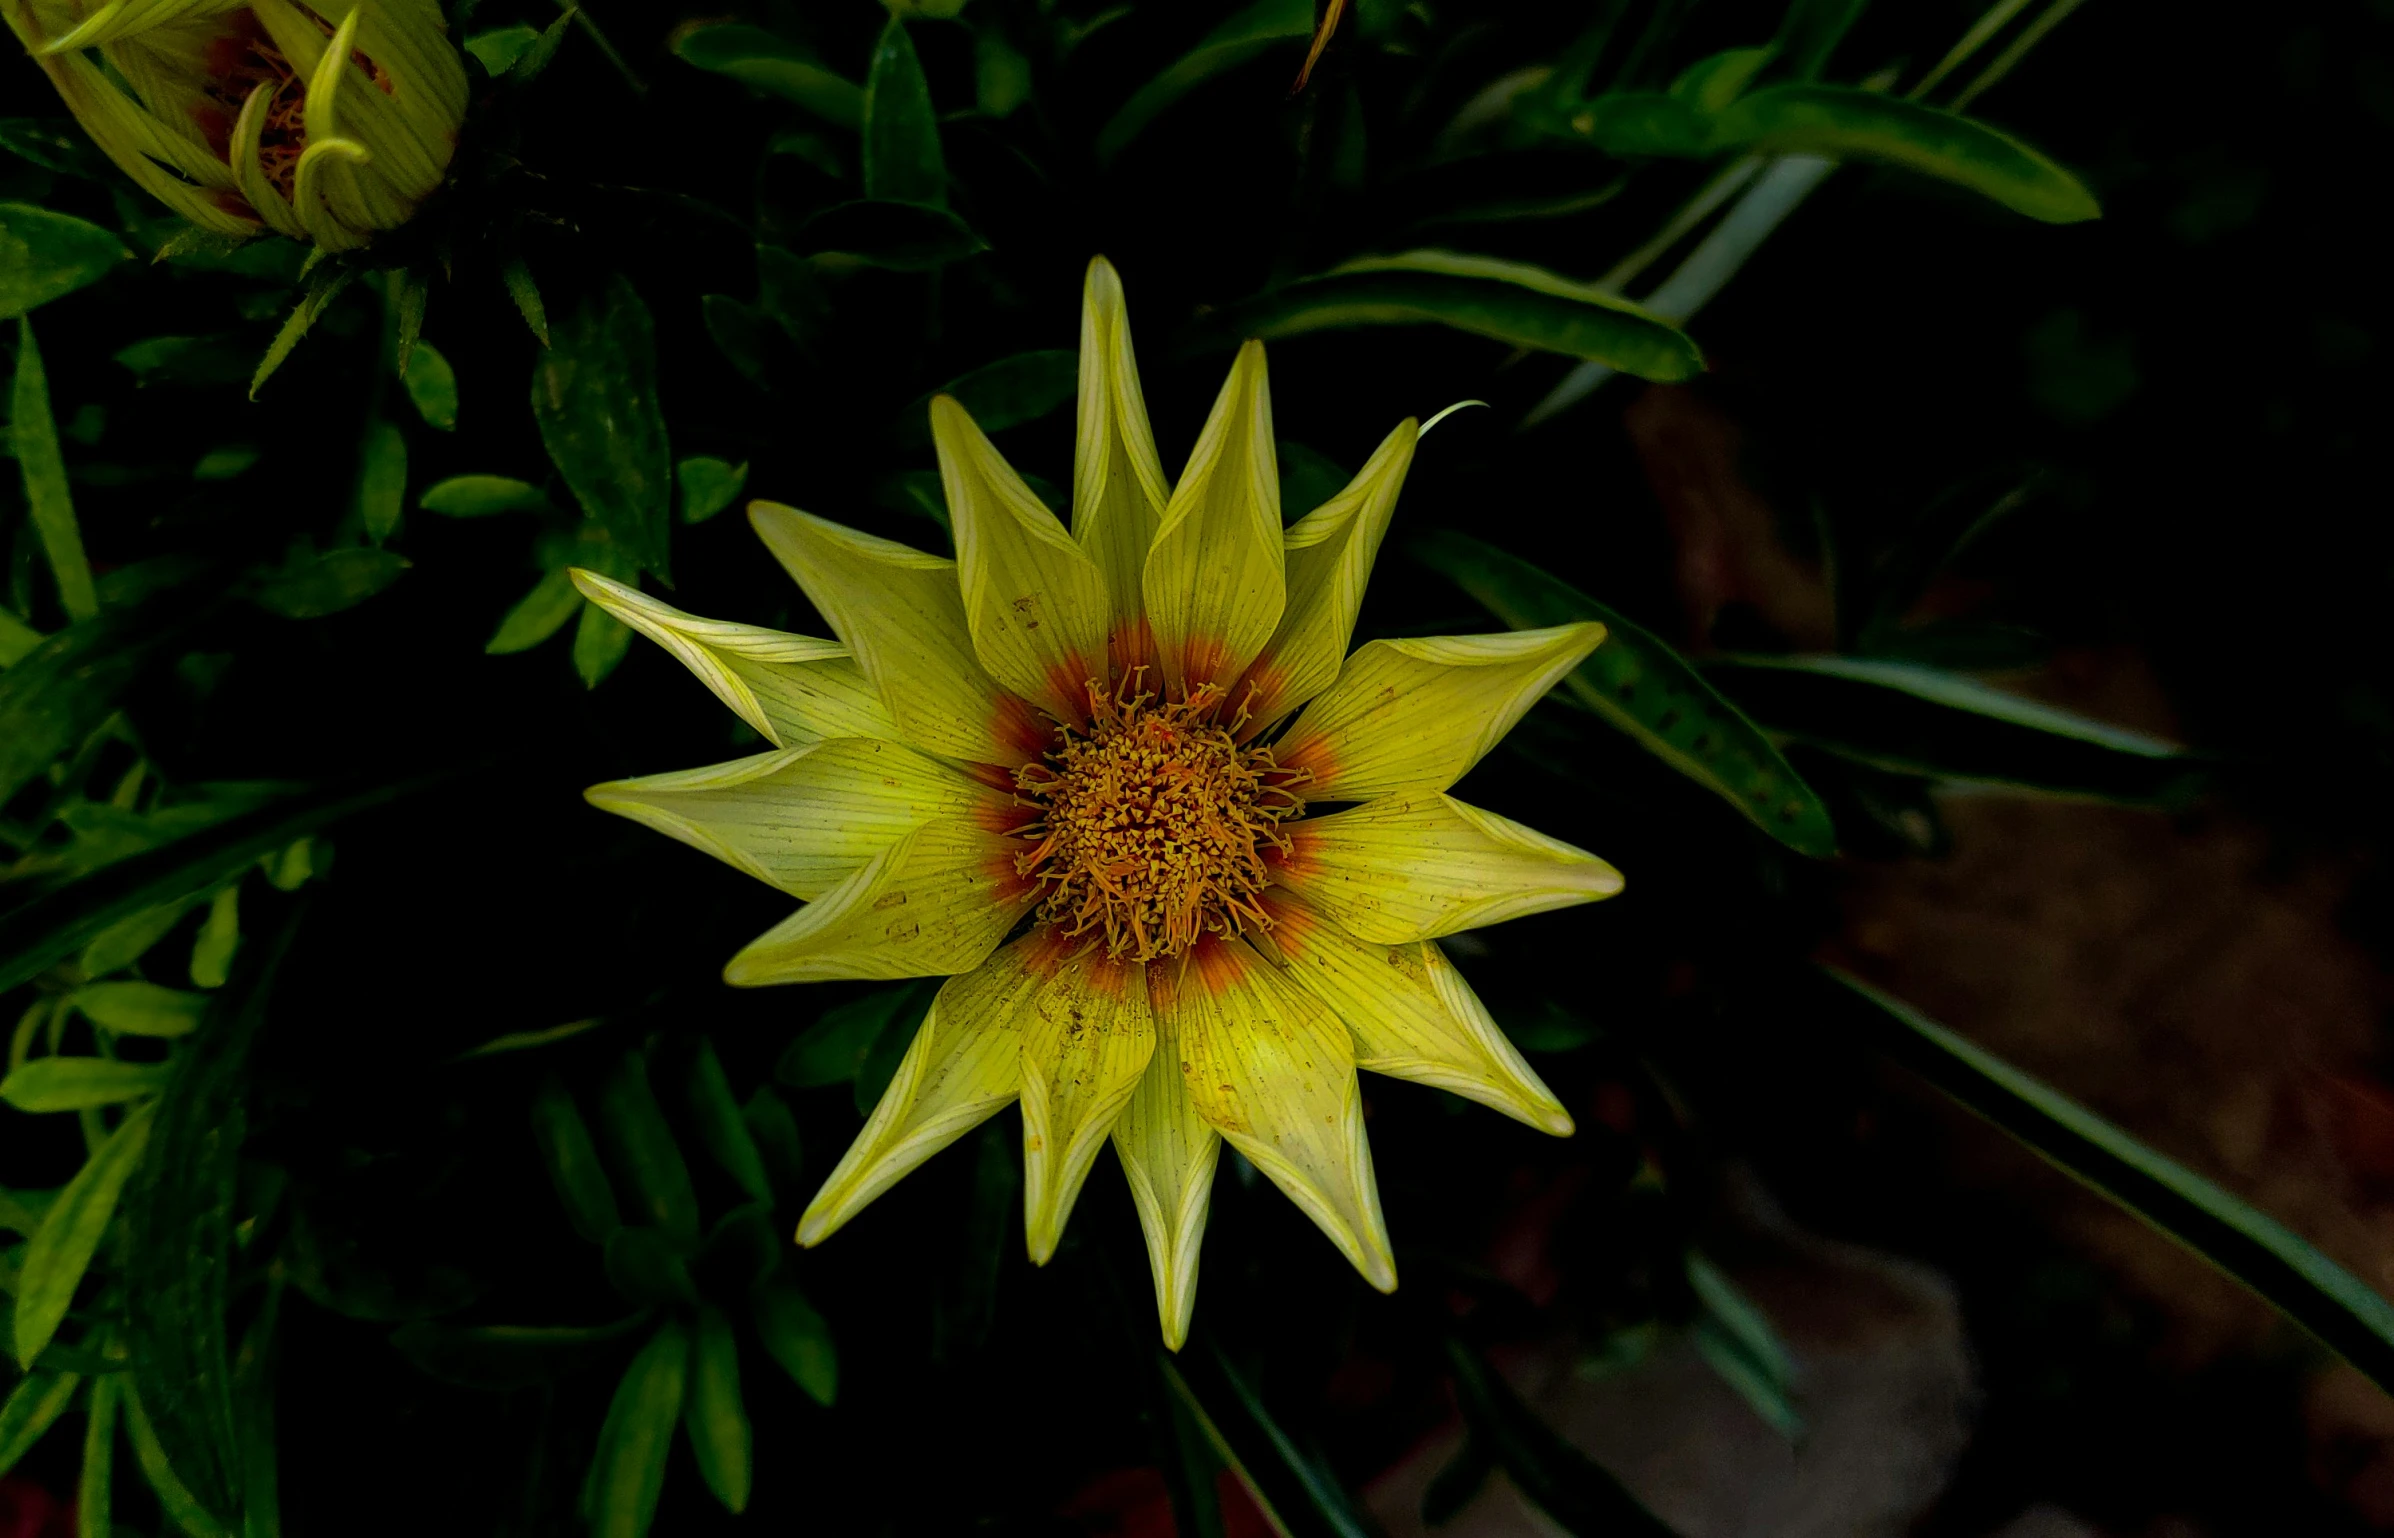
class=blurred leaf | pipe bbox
[0,202,126,319]
[1500,999,1600,1053]
[752,1282,837,1406]
[391,1314,650,1390]
[686,1039,773,1206]
[1712,87,2099,223]
[1277,442,1349,524]
[77,980,210,1037]
[531,1075,622,1244]
[500,6,573,85]
[0,1368,80,1480]
[79,899,201,978]
[1415,530,1837,857]
[701,293,770,384]
[114,335,253,387]
[1852,479,2034,647]
[1209,252,1703,382]
[0,586,214,807]
[755,245,829,347]
[696,1202,778,1294]
[0,119,113,180]
[13,316,97,620]
[575,602,632,687]
[684,1303,752,1512]
[796,200,987,271]
[1561,92,1712,157]
[421,474,552,518]
[1095,0,1313,164]
[452,1017,600,1061]
[533,274,672,578]
[2,1056,171,1111]
[249,264,357,398]
[250,549,411,620]
[1444,1337,1680,1536]
[677,457,748,525]
[1770,0,1867,79]
[184,882,240,982]
[602,1226,699,1306]
[1162,1347,1373,1538]
[463,24,540,74]
[895,350,1076,446]
[765,130,843,178]
[1820,967,2394,1395]
[500,256,549,347]
[10,1103,152,1368]
[776,983,934,1091]
[80,1370,118,1537]
[1685,1253,1802,1438]
[597,1052,701,1246]
[1421,1437,1494,1527]
[582,1319,689,1538]
[673,24,864,129]
[486,568,582,654]
[0,606,42,666]
[356,420,408,543]
[935,1119,1016,1360]
[741,1086,803,1201]
[975,27,1032,116]
[864,17,946,207]
[390,267,425,379]
[401,342,458,431]
[1705,654,2205,802]
[122,1381,236,1538]
[191,445,259,482]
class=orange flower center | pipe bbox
[1013,675,1308,962]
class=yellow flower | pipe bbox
[3,0,467,250]
[573,258,1624,1346]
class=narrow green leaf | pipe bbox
[0,202,127,318]
[530,1075,622,1243]
[0,120,115,180]
[574,602,631,687]
[863,17,946,206]
[500,256,549,347]
[795,200,987,271]
[895,349,1077,446]
[1443,1337,1680,1536]
[13,316,96,620]
[1668,47,1774,112]
[463,23,540,74]
[602,1226,699,1306]
[421,474,553,517]
[486,568,582,654]
[1770,0,1867,79]
[13,1103,155,1367]
[0,605,43,666]
[75,980,210,1037]
[684,1303,752,1513]
[751,1283,837,1406]
[451,1016,601,1061]
[122,1381,237,1538]
[0,1182,57,1236]
[3,1055,171,1111]
[597,1052,701,1245]
[1094,0,1313,163]
[80,1371,119,1538]
[249,264,357,398]
[1685,1253,1802,1439]
[1209,252,1704,382]
[1421,1436,1494,1526]
[80,900,201,979]
[115,334,253,387]
[676,457,748,525]
[0,1368,80,1480]
[389,266,426,379]
[1712,86,2099,222]
[533,274,671,577]
[390,1313,651,1390]
[188,884,240,990]
[671,25,864,129]
[685,1039,773,1205]
[584,1320,689,1538]
[232,1277,281,1538]
[356,420,408,543]
[741,1086,803,1199]
[401,341,458,431]
[1413,529,1837,857]
[502,6,574,85]
[1162,1348,1373,1538]
[249,549,411,619]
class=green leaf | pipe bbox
[574,601,631,687]
[122,1381,236,1538]
[249,263,357,398]
[676,457,748,524]
[672,25,864,129]
[401,341,458,431]
[685,1039,773,1205]
[1820,967,2394,1393]
[1443,1337,1680,1536]
[1161,1348,1373,1538]
[0,589,211,807]
[0,119,114,180]
[796,200,987,271]
[13,316,96,620]
[1208,252,1704,382]
[751,1283,837,1406]
[741,1086,803,1200]
[486,568,582,654]
[13,1103,155,1367]
[1769,0,1867,79]
[1685,1253,1802,1439]
[863,17,946,207]
[249,548,411,620]
[755,246,829,348]
[114,334,254,387]
[700,294,770,384]
[533,273,672,578]
[0,1368,80,1481]
[1565,92,1714,158]
[0,202,126,319]
[1094,0,1313,163]
[531,1075,622,1243]
[2,1056,172,1110]
[1413,529,1837,857]
[191,445,259,482]
[500,256,549,347]
[0,605,43,667]
[1704,654,2205,802]
[695,1202,778,1294]
[390,1314,651,1390]
[894,349,1077,446]
[974,27,1032,117]
[500,6,573,85]
[1712,86,2099,223]
[1668,47,1774,112]
[420,474,553,517]
[583,1319,689,1538]
[452,1016,601,1061]
[390,266,426,379]
[463,23,540,74]
[602,1226,699,1307]
[80,900,200,979]
[80,1371,119,1538]
[355,420,408,543]
[76,980,211,1036]
[596,1052,701,1246]
[684,1303,752,1513]
[776,984,932,1090]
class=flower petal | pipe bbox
[1234,421,1417,730]
[723,820,1036,985]
[1021,949,1155,1264]
[586,739,1011,901]
[1274,793,1622,944]
[749,503,1049,767]
[1274,624,1607,802]
[796,930,1070,1245]
[1071,256,1172,666]
[1257,891,1571,1135]
[1113,1002,1221,1351]
[571,569,899,748]
[1159,935,1395,1293]
[1141,342,1285,697]
[934,396,1113,726]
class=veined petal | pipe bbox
[1070,256,1171,668]
[934,396,1112,726]
[750,503,1049,767]
[797,930,1071,1245]
[1112,1002,1221,1351]
[1021,949,1155,1264]
[723,820,1036,986]
[1274,793,1622,944]
[228,81,307,239]
[1235,421,1417,731]
[1159,935,1395,1293]
[572,569,899,748]
[586,739,1011,901]
[1142,342,1284,697]
[1275,624,1607,802]
[1256,891,1571,1135]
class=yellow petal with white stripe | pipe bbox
[571,569,899,748]
[797,931,1071,1245]
[1275,793,1622,945]
[1113,995,1221,1351]
[749,504,1049,767]
[723,821,1036,986]
[1141,342,1284,697]
[1257,891,1571,1135]
[934,396,1112,726]
[1071,256,1171,663]
[1021,950,1155,1264]
[585,739,1009,901]
[1235,421,1418,731]
[1161,935,1395,1293]
[1274,624,1606,802]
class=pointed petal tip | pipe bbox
[1537,1106,1576,1137]
[1361,1251,1398,1293]
[794,1207,835,1247]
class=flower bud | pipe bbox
[3,0,468,250]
